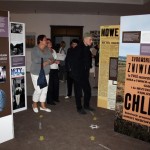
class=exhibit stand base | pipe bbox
[0,115,14,143]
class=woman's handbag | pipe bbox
[37,58,47,89]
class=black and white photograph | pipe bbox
[12,77,25,110]
[10,42,23,55]
[90,30,100,46]
[11,23,23,34]
[0,66,6,83]
[0,89,6,112]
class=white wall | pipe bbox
[10,13,120,72]
[10,13,120,37]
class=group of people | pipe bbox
[30,32,95,114]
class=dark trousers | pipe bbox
[73,70,91,110]
[46,69,59,103]
[59,65,66,81]
[66,72,74,96]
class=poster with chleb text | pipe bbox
[123,55,150,127]
[114,14,150,143]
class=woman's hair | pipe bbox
[60,41,66,47]
[47,38,52,42]
[47,38,53,48]
[37,34,46,44]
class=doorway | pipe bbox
[50,25,83,52]
[50,25,97,96]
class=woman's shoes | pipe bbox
[32,104,38,113]
[40,107,51,112]
[32,104,51,113]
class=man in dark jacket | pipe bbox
[65,39,79,99]
[67,33,94,114]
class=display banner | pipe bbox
[0,10,14,144]
[115,14,150,143]
[0,11,11,118]
[123,55,150,126]
[10,22,27,113]
[98,25,119,110]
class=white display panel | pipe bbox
[10,22,27,113]
[0,115,14,143]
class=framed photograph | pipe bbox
[26,33,36,48]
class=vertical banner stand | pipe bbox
[0,10,14,143]
[10,22,27,113]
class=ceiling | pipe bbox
[0,0,150,16]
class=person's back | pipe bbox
[68,41,92,81]
[65,39,79,99]
[66,45,81,81]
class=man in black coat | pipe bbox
[65,39,79,99]
[67,33,94,114]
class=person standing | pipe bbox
[65,39,79,99]
[68,33,94,114]
[46,38,60,105]
[30,35,53,113]
[58,41,66,82]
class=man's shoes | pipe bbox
[55,99,60,102]
[84,106,95,111]
[40,107,51,112]
[77,108,87,115]
[93,86,98,89]
[65,96,71,99]
[32,104,38,113]
[47,102,56,105]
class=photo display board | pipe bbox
[0,11,11,118]
[0,10,14,144]
[98,25,120,110]
[10,22,27,113]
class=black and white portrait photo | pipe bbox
[0,66,6,83]
[12,77,25,110]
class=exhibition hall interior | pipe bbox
[1,0,150,149]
